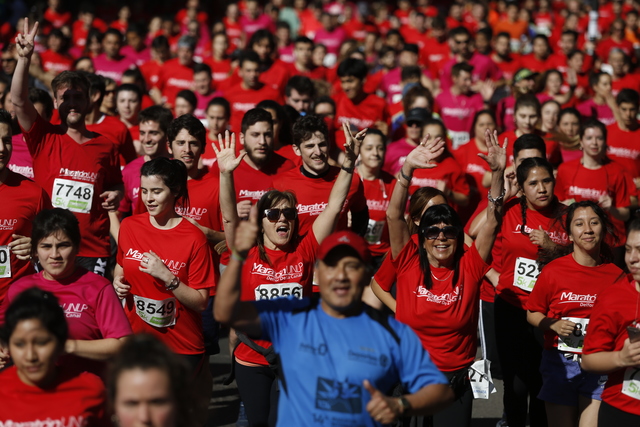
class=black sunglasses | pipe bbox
[264,208,297,222]
[422,226,459,240]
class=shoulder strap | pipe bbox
[363,305,401,345]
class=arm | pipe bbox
[312,122,366,243]
[65,337,128,361]
[598,194,630,222]
[527,310,576,337]
[474,130,507,262]
[387,135,446,259]
[582,339,640,374]
[10,19,39,132]
[212,131,246,253]
[113,264,130,300]
[213,206,262,339]
[108,211,120,245]
[139,250,209,312]
[183,217,226,244]
[370,278,396,313]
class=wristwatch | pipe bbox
[397,396,411,415]
[166,276,180,291]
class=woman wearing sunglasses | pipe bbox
[212,122,365,427]
[386,129,506,427]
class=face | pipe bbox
[37,231,78,280]
[494,36,510,56]
[532,38,548,58]
[126,31,142,50]
[0,122,12,172]
[55,86,89,125]
[625,230,640,282]
[450,34,471,56]
[514,149,543,169]
[314,102,335,119]
[9,319,61,388]
[75,58,94,73]
[193,71,211,95]
[569,206,603,254]
[340,76,363,100]
[559,34,576,54]
[294,42,312,64]
[261,199,296,248]
[212,34,229,57]
[360,134,385,169]
[514,105,539,133]
[559,113,580,138]
[567,52,584,71]
[103,33,121,58]
[521,167,555,209]
[117,91,141,121]
[580,126,606,159]
[545,72,562,94]
[139,121,166,158]
[515,77,536,94]
[453,70,472,93]
[169,129,202,171]
[177,46,194,66]
[173,97,194,117]
[423,222,458,266]
[241,121,273,166]
[619,102,638,128]
[474,113,496,141]
[140,175,177,216]
[541,103,559,131]
[240,60,260,88]
[312,45,326,66]
[48,35,62,52]
[294,131,329,174]
[206,105,228,135]
[114,368,177,427]
[423,123,446,142]
[406,121,423,141]
[1,50,17,75]
[317,253,367,318]
[252,38,272,60]
[286,88,312,113]
[594,74,612,97]
[102,84,116,111]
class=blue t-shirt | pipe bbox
[255,298,448,426]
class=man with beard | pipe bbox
[11,19,123,277]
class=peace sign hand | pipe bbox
[342,121,367,164]
[15,18,39,59]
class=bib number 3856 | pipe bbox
[513,257,540,292]
[134,295,176,328]
[0,245,10,279]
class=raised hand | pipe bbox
[478,129,507,172]
[15,18,39,59]
[233,204,259,256]
[404,134,446,171]
[212,130,245,174]
[342,121,367,163]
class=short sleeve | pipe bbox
[95,280,133,338]
[375,255,397,292]
[526,266,554,314]
[583,291,622,355]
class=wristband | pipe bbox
[397,396,411,415]
[231,250,246,263]
[400,169,412,183]
[165,276,180,291]
[487,187,506,205]
[341,165,354,173]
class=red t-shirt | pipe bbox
[498,129,562,166]
[0,171,50,302]
[87,114,137,166]
[409,156,471,210]
[606,122,640,179]
[497,199,569,309]
[21,115,123,258]
[612,73,640,97]
[223,83,283,134]
[259,60,291,94]
[576,99,616,127]
[0,367,107,426]
[453,138,490,193]
[235,232,319,365]
[333,92,390,151]
[157,58,195,107]
[39,50,74,74]
[583,275,640,416]
[527,254,621,350]
[492,54,522,84]
[119,156,144,214]
[272,166,368,237]
[519,54,561,74]
[392,240,489,372]
[358,171,396,257]
[555,158,632,245]
[285,61,328,81]
[139,59,163,89]
[117,214,215,354]
[204,57,233,83]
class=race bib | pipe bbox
[52,178,94,213]
[255,283,303,300]
[365,219,385,245]
[469,359,497,400]
[133,295,177,328]
[449,130,471,150]
[0,246,10,279]
[557,317,589,353]
[622,367,640,400]
[513,257,540,292]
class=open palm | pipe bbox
[212,130,245,174]
[405,135,446,171]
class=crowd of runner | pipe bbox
[1,0,640,426]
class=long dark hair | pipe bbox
[256,190,299,265]
[417,204,465,290]
[516,157,559,236]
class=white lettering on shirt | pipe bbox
[61,302,89,318]
[0,415,87,427]
[239,189,267,200]
[124,248,185,275]
[415,284,461,305]
[166,78,192,89]
[441,107,475,119]
[0,219,18,231]
[336,116,374,129]
[175,206,208,221]
[568,186,606,200]
[250,262,304,282]
[58,168,98,183]
[558,292,597,307]
[297,202,328,216]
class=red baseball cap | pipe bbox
[316,231,371,263]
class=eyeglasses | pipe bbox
[264,208,297,222]
[422,226,459,240]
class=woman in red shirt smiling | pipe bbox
[386,129,506,427]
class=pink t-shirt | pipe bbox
[119,156,145,213]
[439,53,503,93]
[383,137,418,176]
[435,90,485,149]
[239,14,275,40]
[380,67,433,104]
[7,133,34,179]
[576,99,616,126]
[278,45,295,64]
[194,92,217,121]
[121,45,151,67]
[93,54,137,84]
[314,28,348,55]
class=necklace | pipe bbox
[430,269,453,282]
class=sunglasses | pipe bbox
[422,226,459,240]
[264,208,297,222]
